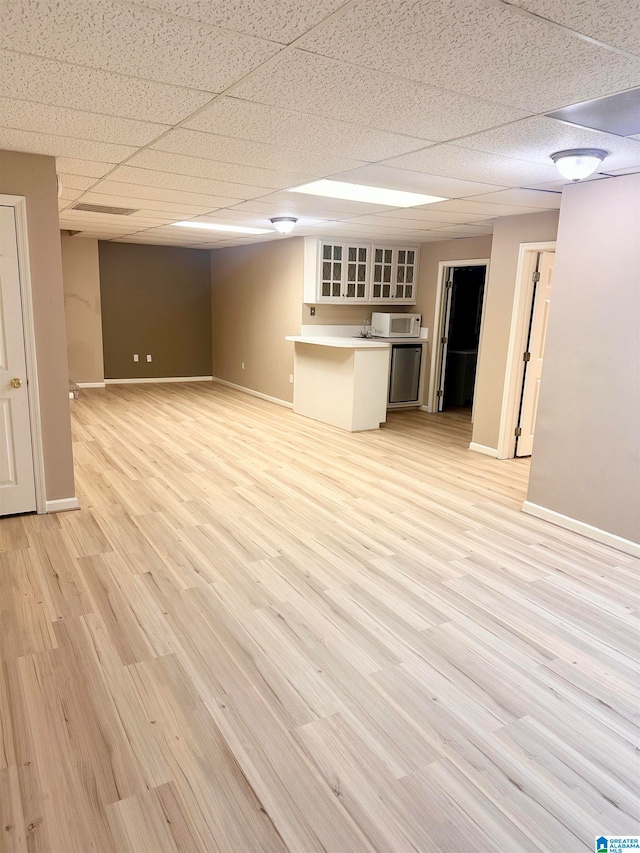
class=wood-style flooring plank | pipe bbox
[1,383,637,852]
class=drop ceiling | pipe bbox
[2,0,639,248]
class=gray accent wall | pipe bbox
[99,242,212,380]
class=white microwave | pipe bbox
[371,312,421,338]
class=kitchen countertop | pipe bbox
[286,336,426,348]
[286,335,389,348]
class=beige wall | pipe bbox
[211,237,304,403]
[0,150,75,503]
[61,234,104,385]
[414,235,493,403]
[302,302,381,327]
[99,242,212,380]
[472,210,559,450]
[527,175,640,545]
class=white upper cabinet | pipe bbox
[304,238,419,304]
[371,246,418,303]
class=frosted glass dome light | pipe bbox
[270,217,298,234]
[550,148,607,181]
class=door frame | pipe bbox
[496,240,556,460]
[426,258,490,413]
[1,195,46,513]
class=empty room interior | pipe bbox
[0,1,639,851]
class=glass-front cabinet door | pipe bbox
[320,242,343,299]
[371,247,394,301]
[317,241,370,302]
[345,245,369,300]
[395,248,417,301]
[371,246,418,303]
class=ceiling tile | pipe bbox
[58,187,84,201]
[114,234,214,246]
[297,0,640,113]
[132,0,346,43]
[0,128,135,162]
[456,116,640,172]
[0,50,214,124]
[470,188,562,209]
[0,97,168,146]
[371,206,499,224]
[78,192,215,218]
[127,149,310,190]
[152,127,365,174]
[58,174,97,191]
[424,198,551,217]
[63,230,135,239]
[0,0,281,90]
[302,221,441,241]
[59,211,175,228]
[89,179,239,209]
[106,165,265,200]
[508,0,640,56]
[339,211,487,227]
[133,224,222,240]
[383,143,559,186]
[331,164,506,198]
[56,158,116,178]
[233,50,528,140]
[82,187,213,218]
[432,223,494,236]
[608,165,640,174]
[184,97,432,161]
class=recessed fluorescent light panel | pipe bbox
[287,179,446,207]
[172,221,271,235]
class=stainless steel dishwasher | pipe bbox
[388,343,422,405]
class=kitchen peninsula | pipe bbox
[286,336,391,432]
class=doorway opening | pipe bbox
[428,260,489,414]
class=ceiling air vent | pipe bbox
[72,202,139,216]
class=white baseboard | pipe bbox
[45,496,80,513]
[75,382,106,388]
[469,442,498,457]
[212,377,292,409]
[105,376,213,385]
[522,501,640,558]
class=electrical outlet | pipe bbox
[146,354,152,362]
[241,362,245,370]
[289,374,293,384]
[310,306,316,316]
[133,354,139,362]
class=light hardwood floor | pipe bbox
[1,382,638,853]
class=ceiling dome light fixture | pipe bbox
[550,148,607,181]
[270,216,298,234]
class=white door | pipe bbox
[516,251,554,457]
[0,204,36,515]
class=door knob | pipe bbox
[10,378,22,389]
